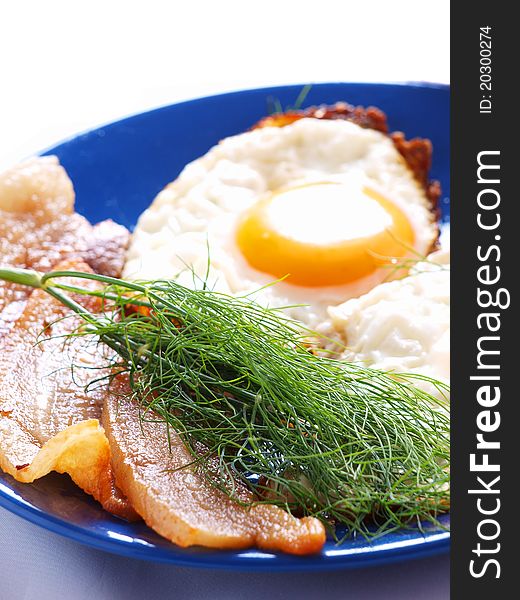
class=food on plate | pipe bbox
[0,155,325,552]
[103,377,325,553]
[2,265,449,547]
[125,104,439,329]
[0,98,450,555]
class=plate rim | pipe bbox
[0,484,450,571]
[35,80,449,160]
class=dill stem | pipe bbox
[0,266,44,288]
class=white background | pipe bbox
[0,0,449,167]
[0,1,450,598]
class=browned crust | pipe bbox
[390,132,442,222]
[252,102,441,219]
[0,258,138,521]
[84,219,131,278]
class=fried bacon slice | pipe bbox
[0,158,136,519]
[0,156,129,337]
[0,260,137,520]
[253,101,441,213]
[103,377,326,554]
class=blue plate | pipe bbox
[0,82,450,570]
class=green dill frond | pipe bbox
[267,84,313,115]
[0,267,450,538]
[290,84,312,111]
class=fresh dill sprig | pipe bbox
[290,84,312,111]
[268,84,312,115]
[366,229,449,282]
[0,267,450,538]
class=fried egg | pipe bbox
[125,118,438,328]
[324,249,450,398]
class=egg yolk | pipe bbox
[236,181,415,287]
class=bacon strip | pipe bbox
[0,156,129,337]
[0,260,138,520]
[0,157,136,520]
[103,376,326,554]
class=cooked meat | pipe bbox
[0,156,129,337]
[103,377,326,554]
[84,220,130,279]
[0,158,136,519]
[252,102,441,212]
[0,260,137,520]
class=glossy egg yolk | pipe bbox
[236,181,415,287]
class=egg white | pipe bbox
[323,249,450,398]
[124,118,438,329]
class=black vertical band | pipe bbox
[451,4,514,597]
